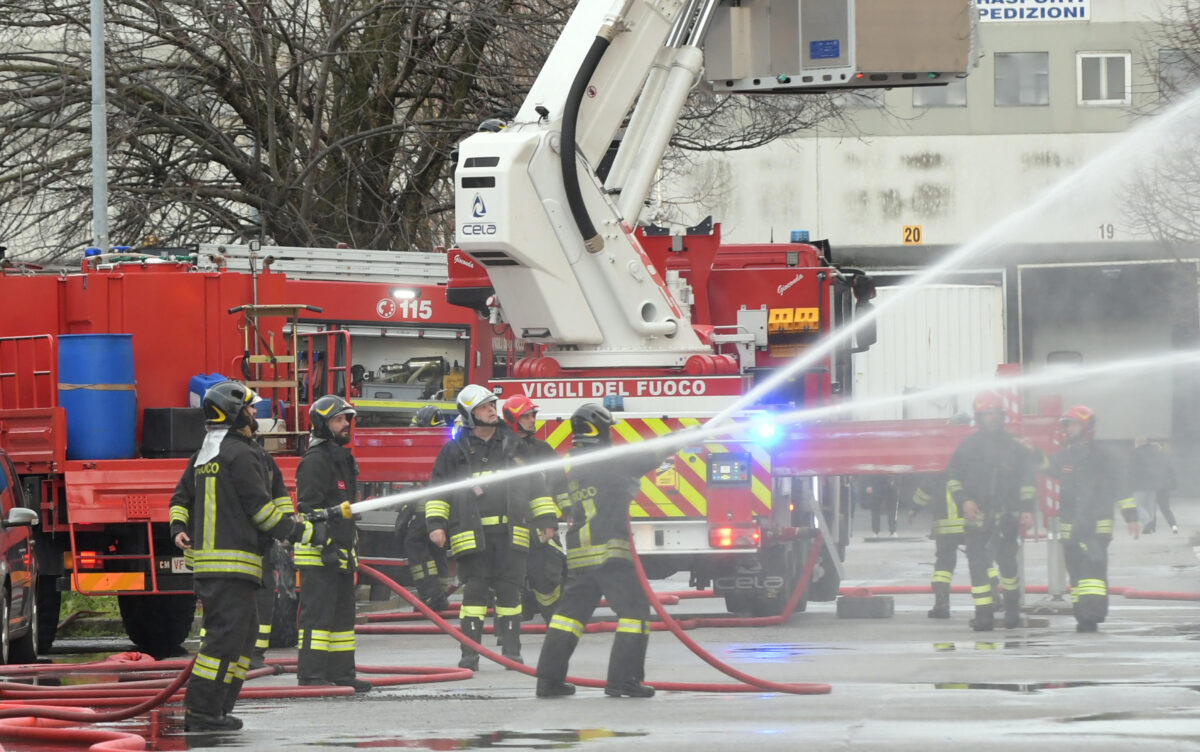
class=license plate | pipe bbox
[170,556,190,574]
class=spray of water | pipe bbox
[705,87,1200,430]
[348,348,1200,516]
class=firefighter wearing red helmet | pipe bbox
[502,395,569,622]
[294,394,371,692]
[535,403,664,699]
[944,390,1040,631]
[1048,404,1139,632]
[169,381,318,731]
[425,385,559,668]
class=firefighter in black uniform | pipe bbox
[395,405,453,612]
[945,391,1039,631]
[535,403,661,699]
[1049,405,1139,632]
[502,394,569,622]
[169,381,318,732]
[426,385,559,668]
[294,394,372,692]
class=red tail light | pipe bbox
[709,525,761,549]
[78,551,100,569]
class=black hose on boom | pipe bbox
[561,35,610,253]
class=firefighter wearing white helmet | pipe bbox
[426,385,559,668]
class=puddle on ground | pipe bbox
[725,643,846,660]
[318,729,647,749]
[933,640,1054,652]
[933,681,1200,694]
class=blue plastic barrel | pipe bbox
[57,334,136,460]
[188,372,227,408]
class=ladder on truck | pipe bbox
[228,303,325,452]
[196,243,449,283]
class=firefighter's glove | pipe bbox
[290,520,315,545]
[321,545,348,568]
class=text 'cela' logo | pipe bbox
[472,194,486,218]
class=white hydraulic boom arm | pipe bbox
[454,0,976,371]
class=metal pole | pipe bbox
[90,0,109,252]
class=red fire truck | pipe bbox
[0,245,486,656]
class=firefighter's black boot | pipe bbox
[185,710,243,732]
[969,605,994,632]
[497,615,524,665]
[458,617,483,671]
[927,583,951,619]
[535,630,578,698]
[605,632,655,698]
[1002,591,1022,629]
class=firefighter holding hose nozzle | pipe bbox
[169,381,320,732]
[535,403,664,699]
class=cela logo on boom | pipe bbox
[462,193,498,235]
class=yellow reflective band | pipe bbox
[932,570,953,584]
[535,585,561,606]
[971,584,992,593]
[495,605,522,617]
[1117,497,1136,510]
[973,595,994,605]
[425,500,450,520]
[202,476,216,551]
[169,507,189,524]
[616,618,645,634]
[987,567,999,579]
[1000,577,1020,591]
[328,631,356,652]
[190,549,264,579]
[274,496,293,515]
[946,480,963,494]
[934,519,965,534]
[913,488,932,506]
[530,497,558,518]
[1020,485,1036,501]
[258,623,271,634]
[1095,520,1113,534]
[548,614,584,637]
[252,502,283,530]
[460,605,488,619]
[306,629,332,650]
[480,515,508,526]
[450,530,477,555]
[255,637,270,649]
[512,526,531,549]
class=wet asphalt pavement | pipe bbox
[34,500,1200,752]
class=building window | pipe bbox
[1158,48,1200,98]
[1077,52,1130,106]
[913,78,968,107]
[994,52,1049,106]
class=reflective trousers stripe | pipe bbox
[971,584,994,605]
[548,614,584,638]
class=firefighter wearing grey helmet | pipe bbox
[294,394,369,692]
[535,403,661,699]
[169,381,317,730]
[203,380,260,429]
[426,384,558,668]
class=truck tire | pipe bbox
[35,577,60,654]
[750,543,804,617]
[118,594,195,658]
[9,587,38,664]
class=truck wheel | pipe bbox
[723,592,756,614]
[0,590,10,664]
[751,544,803,617]
[119,594,196,658]
[9,589,38,664]
[35,577,60,654]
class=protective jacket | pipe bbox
[1051,440,1137,539]
[425,430,558,558]
[169,432,306,582]
[294,439,359,570]
[561,451,660,570]
[510,432,570,510]
[945,429,1038,516]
